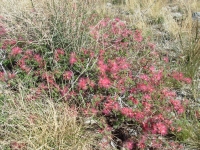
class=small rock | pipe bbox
[172,12,183,20]
[192,12,200,21]
[170,6,179,12]
[99,137,113,150]
[106,3,112,8]
[84,117,97,125]
[110,141,117,149]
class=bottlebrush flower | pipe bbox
[25,50,33,56]
[89,26,100,39]
[123,140,133,150]
[98,76,111,88]
[2,39,17,49]
[148,42,156,50]
[142,101,152,113]
[42,73,56,86]
[20,65,31,73]
[137,136,146,149]
[182,77,192,84]
[149,66,156,72]
[143,94,151,100]
[69,52,77,65]
[102,109,112,115]
[98,60,108,74]
[151,70,163,83]
[8,72,16,79]
[115,18,121,22]
[103,33,109,39]
[60,86,69,97]
[111,25,121,35]
[11,47,22,56]
[134,111,145,121]
[171,72,184,81]
[56,49,65,55]
[170,99,184,114]
[99,49,105,57]
[129,96,138,104]
[34,54,43,67]
[63,71,73,80]
[177,106,184,114]
[139,74,150,81]
[108,60,119,73]
[38,83,48,90]
[137,83,154,93]
[151,139,162,149]
[162,88,176,98]
[163,56,169,63]
[155,122,168,135]
[88,79,95,88]
[102,98,119,115]
[122,29,132,37]
[99,19,109,27]
[54,48,65,61]
[120,107,134,118]
[78,77,88,90]
[117,58,129,70]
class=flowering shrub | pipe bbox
[0,16,192,149]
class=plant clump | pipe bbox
[0,15,193,149]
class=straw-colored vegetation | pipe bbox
[0,90,94,149]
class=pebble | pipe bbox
[172,12,183,20]
[192,12,200,21]
[84,117,97,125]
[106,3,112,8]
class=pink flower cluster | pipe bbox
[171,71,192,84]
[98,76,111,88]
[102,97,119,115]
[63,71,73,80]
[89,18,133,50]
[142,115,169,136]
[78,77,95,90]
[1,39,17,49]
[11,47,22,56]
[170,99,185,114]
[1,16,192,149]
[54,48,65,61]
[0,72,15,81]
[69,52,77,65]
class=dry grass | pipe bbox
[0,0,98,55]
[92,0,200,40]
[0,88,95,150]
[1,0,199,39]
